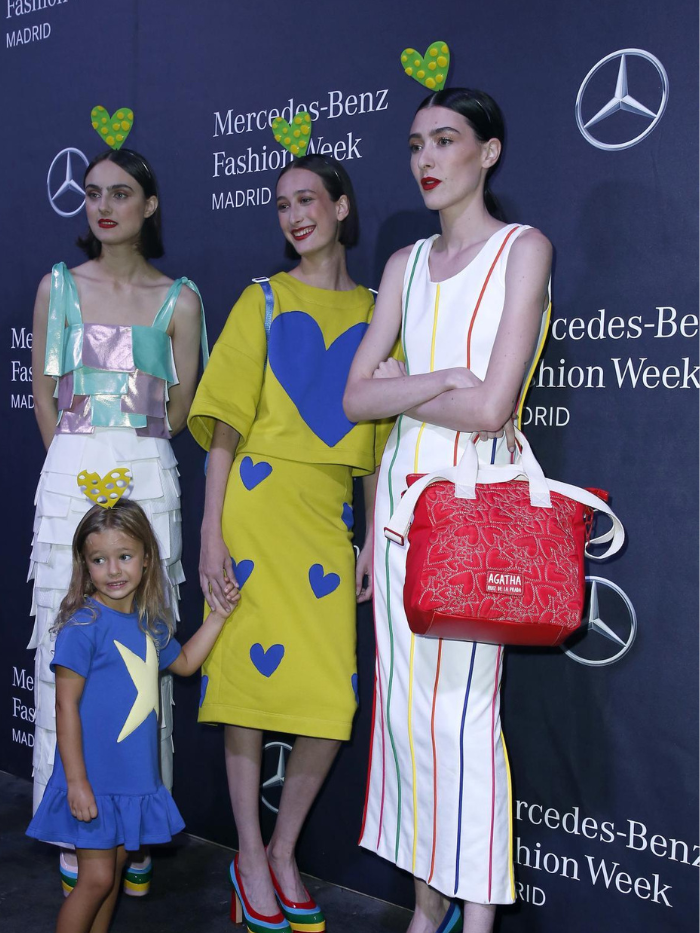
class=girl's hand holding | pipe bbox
[372,358,406,379]
[200,529,235,612]
[67,778,98,822]
[207,579,240,623]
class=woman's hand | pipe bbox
[443,367,483,391]
[67,778,98,822]
[372,358,406,379]
[355,539,373,603]
[200,528,236,613]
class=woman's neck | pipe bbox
[288,244,355,292]
[437,192,503,254]
[92,244,154,284]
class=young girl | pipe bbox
[344,89,552,933]
[30,147,207,891]
[188,154,390,931]
[27,498,237,933]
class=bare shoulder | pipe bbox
[174,280,202,316]
[511,227,552,263]
[382,243,415,279]
[36,272,52,302]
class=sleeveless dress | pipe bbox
[27,599,185,851]
[28,262,207,813]
[359,225,550,903]
[189,273,391,740]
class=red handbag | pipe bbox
[384,429,624,647]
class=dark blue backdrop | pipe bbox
[1,2,697,930]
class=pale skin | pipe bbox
[32,158,202,450]
[344,106,552,933]
[53,528,237,933]
[199,166,376,917]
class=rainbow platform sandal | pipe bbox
[436,901,463,933]
[230,855,291,933]
[60,851,153,897]
[122,854,153,896]
[59,851,77,897]
[268,864,325,933]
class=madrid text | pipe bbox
[5,0,67,47]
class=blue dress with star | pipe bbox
[26,599,185,851]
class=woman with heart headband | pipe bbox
[188,151,392,932]
[344,88,552,933]
[30,146,208,896]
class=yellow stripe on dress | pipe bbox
[502,733,516,901]
[407,282,441,872]
[515,299,551,429]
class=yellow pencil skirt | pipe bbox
[199,452,359,740]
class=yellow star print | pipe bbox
[114,636,159,743]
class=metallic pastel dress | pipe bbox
[28,262,207,815]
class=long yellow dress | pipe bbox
[188,273,389,739]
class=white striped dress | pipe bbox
[359,224,550,903]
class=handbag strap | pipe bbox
[252,277,274,343]
[385,428,625,561]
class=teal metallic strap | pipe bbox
[152,277,210,368]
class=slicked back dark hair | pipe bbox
[416,87,506,221]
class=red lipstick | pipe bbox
[98,219,117,228]
[291,225,315,241]
[421,177,441,191]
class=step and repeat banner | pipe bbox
[0,1,697,930]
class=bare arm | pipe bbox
[168,593,238,677]
[343,248,456,421]
[55,666,98,822]
[200,420,240,610]
[355,471,378,603]
[31,273,58,450]
[167,285,203,436]
[405,231,552,432]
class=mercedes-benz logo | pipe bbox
[260,741,292,814]
[47,148,88,217]
[575,49,669,151]
[562,576,637,666]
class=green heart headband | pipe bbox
[91,106,134,150]
[400,41,450,91]
[271,111,312,157]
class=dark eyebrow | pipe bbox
[276,188,317,201]
[408,126,462,142]
[85,183,135,191]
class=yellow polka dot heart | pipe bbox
[400,41,450,91]
[271,111,313,157]
[90,106,134,150]
[77,468,132,509]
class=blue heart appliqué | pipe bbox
[250,643,285,677]
[199,675,209,708]
[231,558,254,588]
[342,502,354,529]
[240,456,272,490]
[268,312,368,447]
[351,673,359,704]
[309,563,340,599]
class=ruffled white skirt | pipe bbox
[28,428,183,814]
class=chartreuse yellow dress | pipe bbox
[189,273,390,739]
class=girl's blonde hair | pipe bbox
[52,499,169,639]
